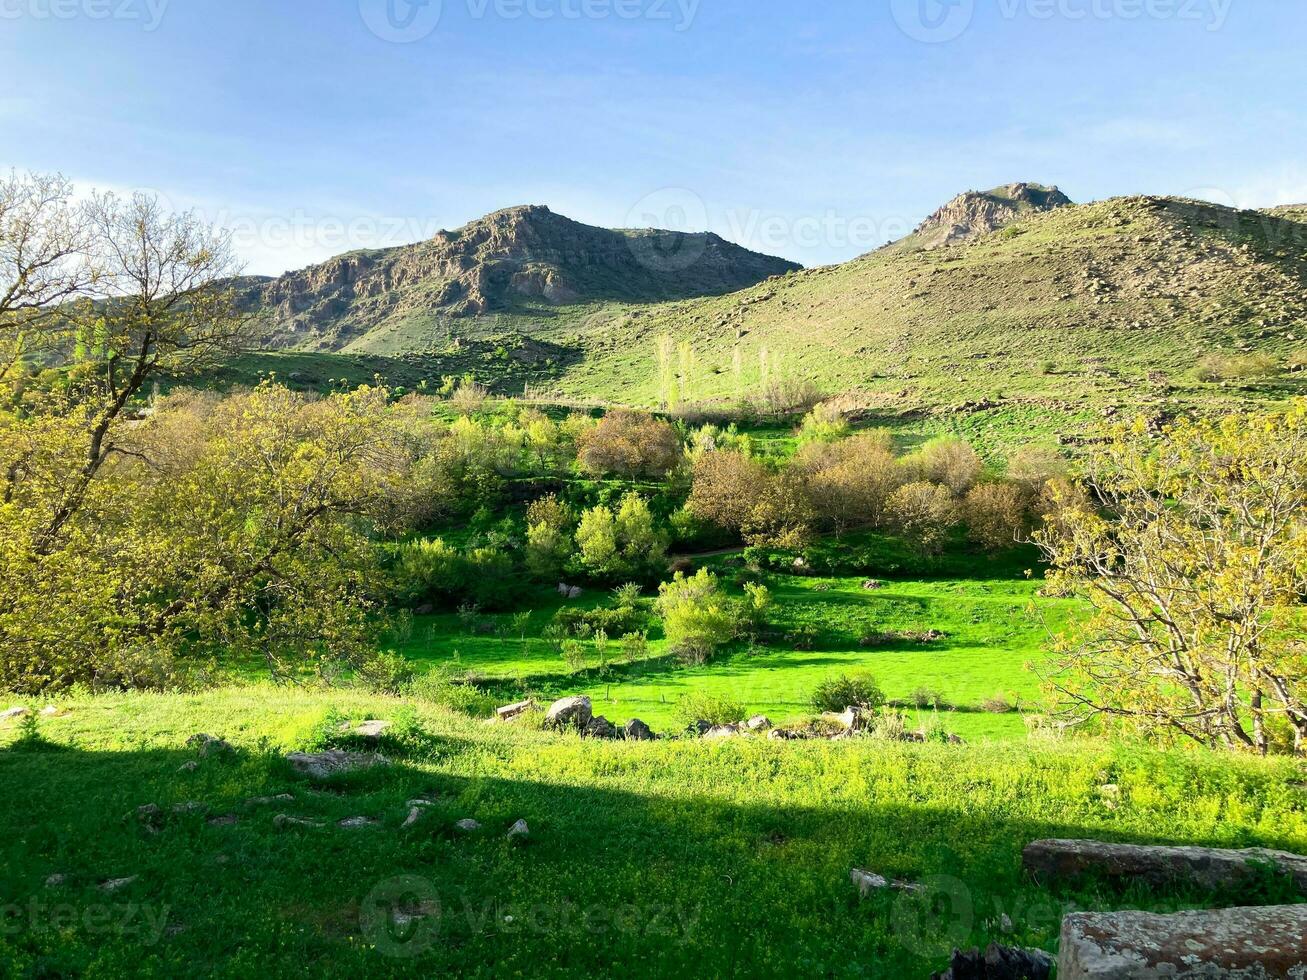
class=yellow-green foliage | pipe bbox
[1037,402,1307,753]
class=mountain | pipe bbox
[239,205,801,352]
[884,182,1073,253]
[218,188,1305,440]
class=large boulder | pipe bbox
[544,696,592,730]
[1058,904,1307,978]
[930,944,1054,980]
[1023,839,1307,893]
[284,750,390,781]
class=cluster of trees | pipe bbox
[688,415,1069,556]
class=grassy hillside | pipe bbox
[568,197,1307,413]
[3,689,1303,977]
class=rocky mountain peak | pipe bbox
[892,182,1074,251]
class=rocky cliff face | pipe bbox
[893,182,1073,251]
[241,205,800,350]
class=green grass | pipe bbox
[392,540,1074,739]
[3,687,1303,977]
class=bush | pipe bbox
[1193,353,1279,382]
[656,568,741,664]
[796,402,850,445]
[410,671,499,716]
[552,604,644,639]
[810,672,886,714]
[579,410,682,478]
[911,437,983,494]
[963,482,1028,552]
[356,651,415,695]
[673,691,746,729]
[802,432,904,533]
[888,482,958,556]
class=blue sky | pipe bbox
[3,0,1305,274]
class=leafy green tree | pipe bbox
[575,493,667,580]
[656,568,741,664]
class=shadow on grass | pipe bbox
[3,736,1301,977]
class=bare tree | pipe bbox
[26,190,257,550]
[0,171,95,379]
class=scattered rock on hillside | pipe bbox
[274,814,324,830]
[245,793,295,806]
[338,816,380,829]
[171,802,207,816]
[207,813,238,827]
[507,819,529,842]
[584,716,616,739]
[1022,839,1307,892]
[861,580,884,591]
[745,715,772,732]
[703,724,743,739]
[1058,904,1307,979]
[177,761,199,773]
[455,818,482,833]
[401,807,424,829]
[623,718,655,741]
[496,699,536,721]
[767,729,806,740]
[285,750,390,781]
[44,874,68,888]
[544,696,592,730]
[351,720,391,741]
[40,705,65,717]
[850,868,926,897]
[824,707,870,732]
[100,876,139,893]
[930,944,1054,980]
[557,583,584,600]
[187,733,234,758]
[1,706,31,722]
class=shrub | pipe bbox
[910,686,947,709]
[687,450,772,535]
[1005,444,1068,501]
[911,436,983,494]
[802,432,904,533]
[526,520,573,580]
[796,402,850,445]
[673,691,746,729]
[1193,353,1279,382]
[356,651,415,695]
[888,481,958,556]
[410,671,499,716]
[656,568,741,664]
[810,672,886,714]
[981,695,1015,713]
[552,604,644,638]
[963,482,1028,552]
[578,410,681,478]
